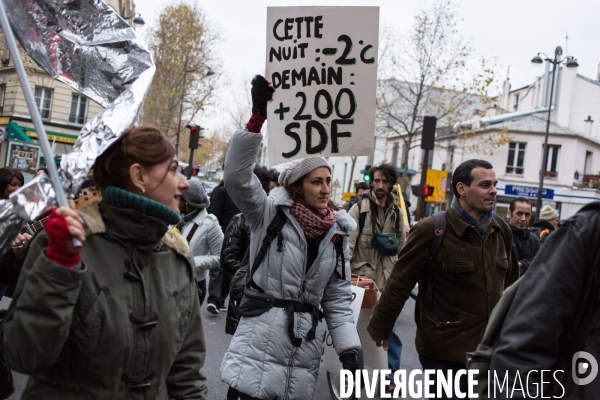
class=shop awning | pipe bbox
[25,127,78,144]
[7,121,32,142]
[398,168,417,176]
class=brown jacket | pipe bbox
[366,208,519,363]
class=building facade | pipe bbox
[0,0,141,178]
[383,63,600,220]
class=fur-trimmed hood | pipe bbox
[269,186,357,233]
[78,202,189,258]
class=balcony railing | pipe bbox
[582,175,600,189]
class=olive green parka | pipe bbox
[1,201,208,399]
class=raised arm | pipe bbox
[223,76,274,232]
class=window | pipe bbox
[392,142,399,166]
[584,151,593,175]
[513,93,520,111]
[69,93,88,125]
[506,142,526,174]
[544,145,560,177]
[0,84,5,115]
[34,87,53,120]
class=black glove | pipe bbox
[251,75,274,118]
[339,348,364,372]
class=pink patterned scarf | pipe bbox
[291,198,337,239]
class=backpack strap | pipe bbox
[394,204,401,238]
[331,234,346,281]
[357,198,367,241]
[247,207,288,292]
[425,212,447,311]
[185,223,200,243]
[492,213,507,241]
[423,213,506,311]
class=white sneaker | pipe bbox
[220,307,228,312]
[207,303,219,315]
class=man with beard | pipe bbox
[349,163,406,393]
[507,197,540,275]
[366,159,519,399]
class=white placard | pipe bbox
[266,7,379,166]
[322,285,364,373]
[357,291,388,370]
[322,288,388,374]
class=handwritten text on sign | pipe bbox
[266,7,379,166]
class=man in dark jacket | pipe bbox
[206,181,240,314]
[367,159,519,399]
[531,204,560,245]
[507,197,540,275]
[491,202,600,399]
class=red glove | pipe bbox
[43,208,81,268]
[247,114,266,133]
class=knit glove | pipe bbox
[339,348,364,372]
[43,208,82,268]
[251,75,274,118]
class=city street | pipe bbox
[2,294,421,399]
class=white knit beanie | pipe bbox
[278,157,331,187]
[539,205,559,220]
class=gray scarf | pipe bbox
[450,197,493,238]
[174,208,202,232]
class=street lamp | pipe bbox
[531,46,578,220]
[174,66,215,154]
[121,6,145,25]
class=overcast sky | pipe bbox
[134,0,600,130]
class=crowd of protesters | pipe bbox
[0,75,596,400]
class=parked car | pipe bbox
[201,181,219,196]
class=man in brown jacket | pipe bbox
[367,159,519,399]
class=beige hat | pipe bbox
[278,157,331,187]
[539,205,559,220]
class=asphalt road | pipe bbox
[1,295,421,400]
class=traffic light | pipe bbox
[423,185,434,197]
[186,124,204,149]
[192,168,199,176]
[363,165,372,182]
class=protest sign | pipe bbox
[266,6,379,166]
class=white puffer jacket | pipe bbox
[180,209,223,281]
[220,128,361,400]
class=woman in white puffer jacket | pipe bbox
[219,76,362,400]
[177,179,223,304]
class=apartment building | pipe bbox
[384,63,600,220]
